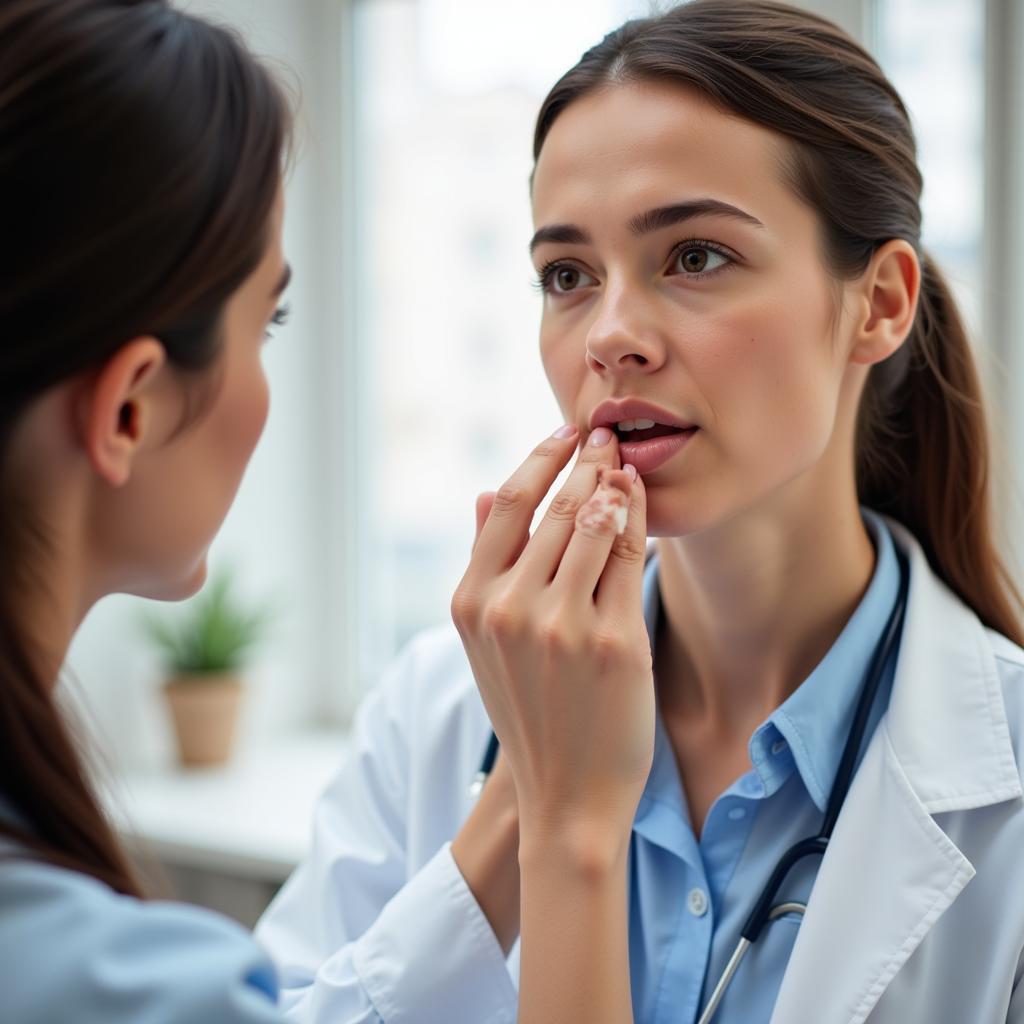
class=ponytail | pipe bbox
[857,253,1024,646]
[0,491,142,894]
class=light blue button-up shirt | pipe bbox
[0,800,284,1022]
[629,507,903,1023]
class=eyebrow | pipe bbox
[528,199,764,255]
[271,263,292,298]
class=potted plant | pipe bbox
[142,571,273,767]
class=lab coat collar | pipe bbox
[771,514,1022,1024]
[881,515,1022,811]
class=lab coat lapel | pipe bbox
[770,518,1022,1024]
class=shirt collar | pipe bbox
[638,507,902,816]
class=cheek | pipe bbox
[216,357,270,465]
[703,286,838,445]
[540,328,583,418]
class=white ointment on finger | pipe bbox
[576,467,631,536]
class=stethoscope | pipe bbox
[470,547,910,1023]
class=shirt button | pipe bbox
[771,739,787,755]
[728,806,747,821]
[687,888,709,917]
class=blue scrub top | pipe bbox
[0,806,283,1022]
[628,507,902,1022]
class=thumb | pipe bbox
[473,491,496,553]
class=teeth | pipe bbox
[615,417,657,432]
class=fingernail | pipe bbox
[588,427,613,446]
[624,463,637,481]
[553,423,578,439]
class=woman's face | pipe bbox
[531,82,868,538]
[93,187,288,601]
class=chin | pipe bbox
[643,488,708,538]
[129,556,209,602]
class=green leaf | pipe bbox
[138,569,275,677]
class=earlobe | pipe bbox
[850,239,921,366]
[78,338,167,487]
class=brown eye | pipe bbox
[536,263,597,296]
[673,244,730,278]
[555,267,581,292]
[680,248,709,273]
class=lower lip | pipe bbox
[618,428,699,475]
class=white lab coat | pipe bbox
[256,515,1024,1024]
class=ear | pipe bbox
[848,239,920,366]
[76,338,168,487]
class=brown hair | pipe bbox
[0,0,292,894]
[534,0,1024,646]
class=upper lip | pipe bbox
[588,398,698,433]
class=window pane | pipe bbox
[351,0,650,683]
[872,0,985,334]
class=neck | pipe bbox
[653,490,875,741]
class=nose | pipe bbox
[585,284,667,377]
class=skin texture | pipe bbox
[8,186,288,690]
[452,81,918,1023]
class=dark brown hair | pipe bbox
[534,0,1024,646]
[0,0,292,894]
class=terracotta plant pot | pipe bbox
[163,674,244,766]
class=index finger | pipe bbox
[595,463,648,613]
[467,425,580,579]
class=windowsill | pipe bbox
[101,730,351,883]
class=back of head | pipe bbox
[0,0,292,893]
[535,0,1023,645]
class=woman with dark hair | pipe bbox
[257,2,1024,1022]
[0,0,295,1019]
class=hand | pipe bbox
[451,426,654,860]
[451,492,520,954]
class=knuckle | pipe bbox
[590,628,624,661]
[531,440,562,459]
[578,442,615,464]
[610,531,647,564]
[547,491,583,522]
[491,483,528,517]
[482,598,522,639]
[535,616,567,653]
[450,587,480,630]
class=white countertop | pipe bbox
[102,731,351,882]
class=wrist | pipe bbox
[518,813,632,882]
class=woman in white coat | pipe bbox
[256,2,1024,1021]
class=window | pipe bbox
[872,0,985,335]
[350,0,655,689]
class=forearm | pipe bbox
[516,828,633,1024]
[451,789,520,955]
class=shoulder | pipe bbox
[0,854,280,1023]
